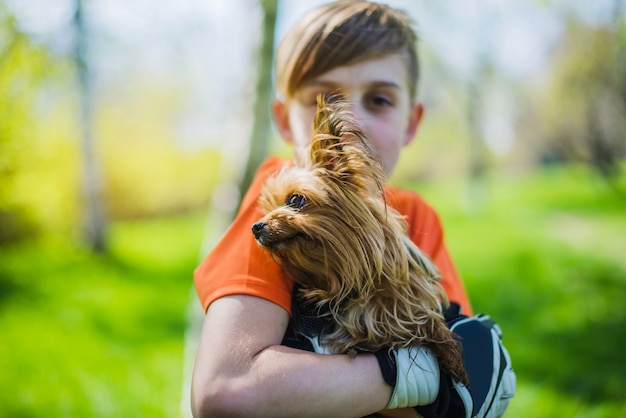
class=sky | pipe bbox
[7,0,600,79]
[4,0,621,156]
[9,0,621,74]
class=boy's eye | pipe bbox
[367,94,393,109]
[286,194,307,209]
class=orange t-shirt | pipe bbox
[194,156,473,316]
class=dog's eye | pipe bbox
[286,194,307,209]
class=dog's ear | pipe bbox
[309,94,357,168]
[307,94,385,194]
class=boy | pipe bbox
[191,1,513,417]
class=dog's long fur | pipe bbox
[252,96,467,383]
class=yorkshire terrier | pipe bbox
[252,96,466,384]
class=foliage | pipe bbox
[410,162,626,417]
[0,6,64,242]
[529,15,626,179]
[95,84,223,219]
[1,164,624,416]
[0,212,205,417]
[0,4,225,247]
[3,0,626,251]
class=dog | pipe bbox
[251,95,466,384]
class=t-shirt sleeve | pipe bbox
[388,188,473,316]
[193,158,294,313]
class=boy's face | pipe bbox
[273,54,423,175]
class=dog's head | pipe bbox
[252,95,393,293]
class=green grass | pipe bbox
[1,164,625,417]
[0,213,205,417]
[410,164,626,417]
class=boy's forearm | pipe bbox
[191,295,391,417]
[250,346,390,417]
[193,347,390,418]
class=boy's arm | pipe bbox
[191,294,392,418]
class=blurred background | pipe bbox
[1,0,624,416]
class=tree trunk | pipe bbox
[74,0,107,252]
[181,1,278,415]
[238,0,278,198]
[466,72,490,213]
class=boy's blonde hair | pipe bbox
[275,0,419,102]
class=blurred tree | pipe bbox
[541,2,626,182]
[238,0,278,198]
[466,59,492,212]
[74,0,107,252]
[182,2,278,415]
[0,4,48,243]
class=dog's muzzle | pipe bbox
[252,221,270,246]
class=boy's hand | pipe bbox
[410,304,516,418]
[376,346,440,408]
[285,327,440,409]
[283,296,515,418]
[282,292,440,409]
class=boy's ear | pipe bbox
[272,98,294,144]
[404,103,424,146]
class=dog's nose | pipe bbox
[251,222,266,237]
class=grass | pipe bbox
[0,213,205,417]
[1,163,625,417]
[410,164,626,417]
